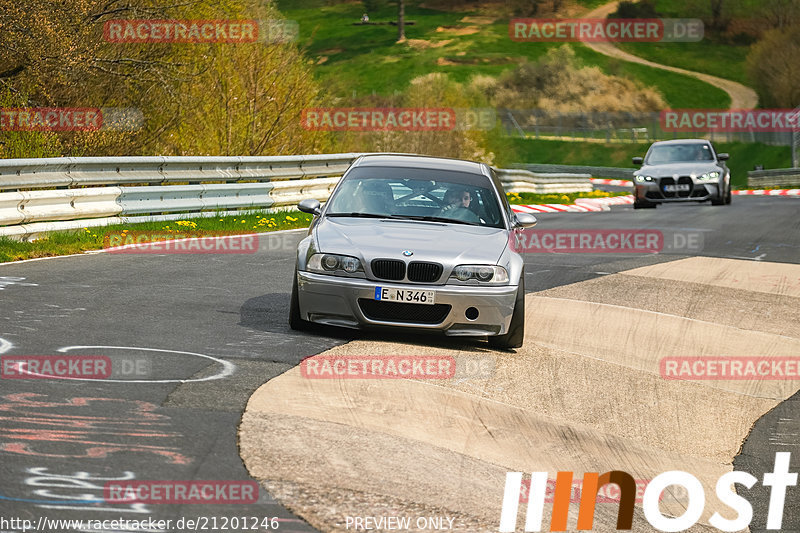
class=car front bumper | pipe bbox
[635,181,721,202]
[296,271,518,336]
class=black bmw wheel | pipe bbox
[489,271,525,350]
[288,270,313,331]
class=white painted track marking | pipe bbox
[42,345,237,383]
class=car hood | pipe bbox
[636,161,723,178]
[314,217,509,265]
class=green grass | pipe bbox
[278,0,730,107]
[572,46,730,108]
[0,209,313,263]
[493,138,792,188]
[613,0,753,87]
[615,41,750,87]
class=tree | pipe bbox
[0,0,329,156]
[746,25,800,107]
[758,0,800,29]
[709,0,728,31]
[397,0,405,41]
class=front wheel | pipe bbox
[489,273,525,350]
[633,199,656,209]
[289,270,313,331]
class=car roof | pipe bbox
[649,139,713,146]
[352,154,491,176]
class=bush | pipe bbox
[478,46,665,113]
[609,0,660,18]
[746,24,800,107]
[335,73,495,164]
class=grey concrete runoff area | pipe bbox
[0,195,799,532]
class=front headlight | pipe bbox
[308,253,364,275]
[450,265,509,284]
[635,175,655,182]
[698,171,721,181]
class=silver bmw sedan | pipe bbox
[288,154,537,349]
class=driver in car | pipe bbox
[438,187,480,223]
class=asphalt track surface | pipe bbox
[0,195,798,532]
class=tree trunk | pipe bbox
[397,0,405,41]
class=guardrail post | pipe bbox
[792,106,799,168]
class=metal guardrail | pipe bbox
[501,109,797,147]
[495,169,592,194]
[747,168,800,188]
[512,163,636,180]
[0,154,593,239]
[0,154,361,190]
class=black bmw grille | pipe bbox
[661,177,676,198]
[660,176,693,198]
[358,299,451,324]
[371,259,405,280]
[677,176,693,197]
[407,262,443,283]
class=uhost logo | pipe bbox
[499,452,797,531]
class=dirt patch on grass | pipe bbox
[320,48,343,55]
[460,16,496,25]
[435,25,480,35]
[405,38,453,49]
[438,55,516,65]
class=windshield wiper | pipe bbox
[326,212,478,226]
[391,215,476,226]
[326,212,405,220]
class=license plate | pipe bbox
[374,287,435,305]
[663,184,690,192]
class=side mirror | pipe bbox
[632,157,643,165]
[717,153,729,161]
[515,213,537,228]
[298,199,321,216]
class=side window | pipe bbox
[491,171,514,226]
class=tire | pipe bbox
[288,270,313,331]
[633,199,656,209]
[711,193,725,206]
[724,184,732,204]
[489,272,525,350]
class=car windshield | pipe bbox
[646,143,715,164]
[325,166,505,228]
